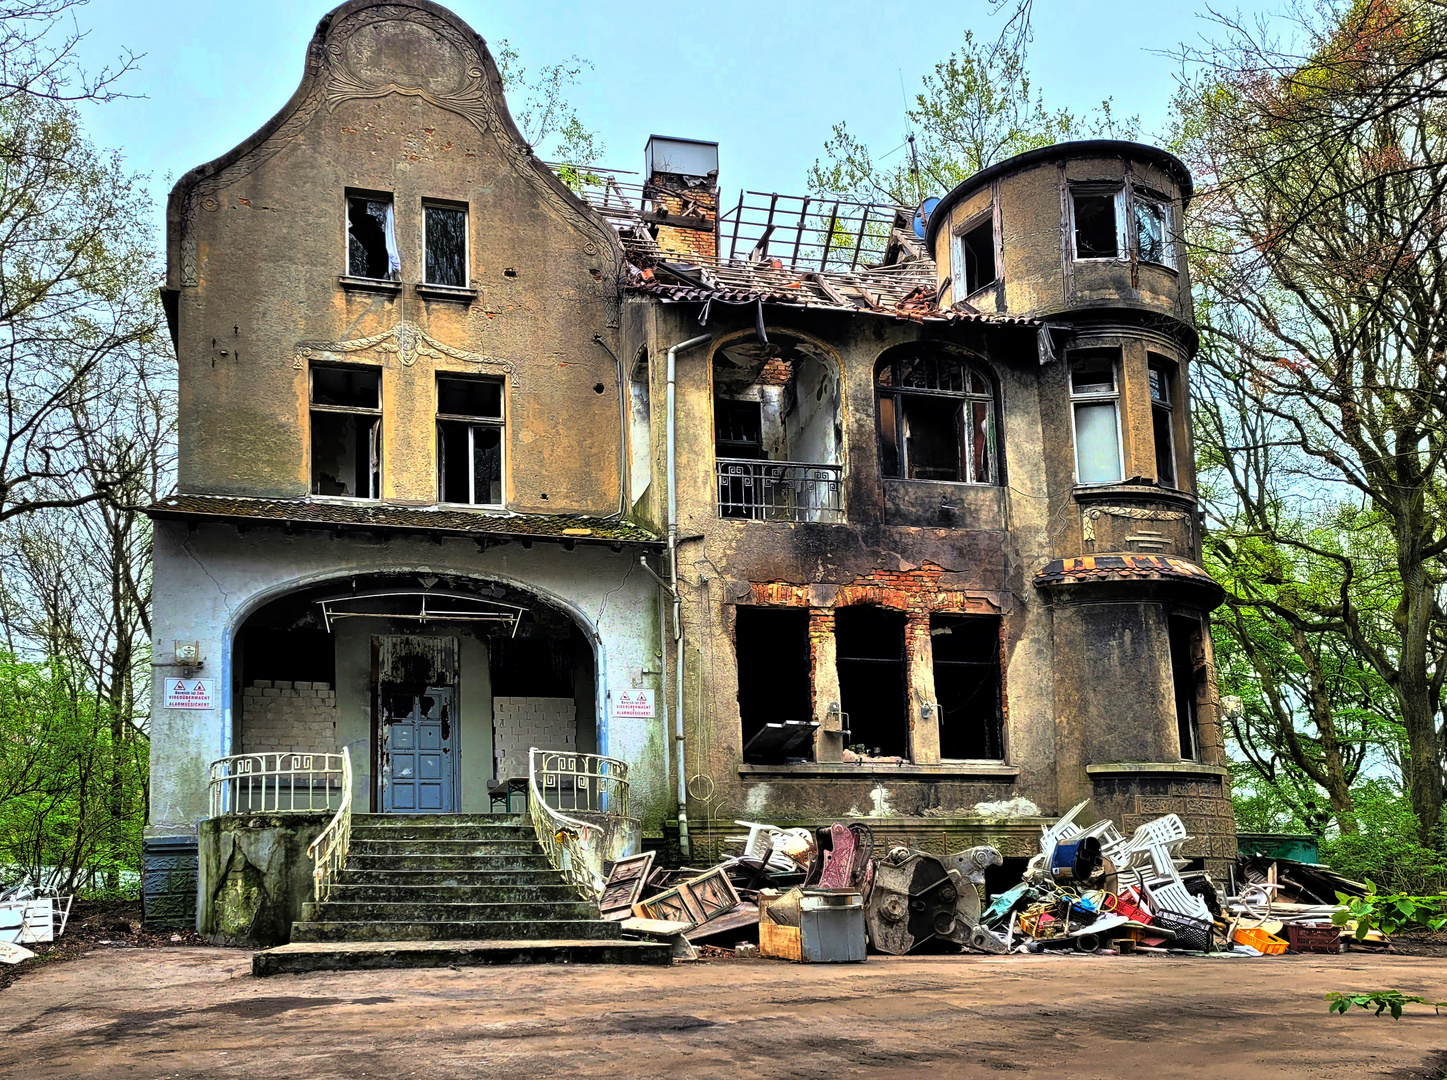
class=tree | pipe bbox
[494,41,605,188]
[0,0,137,105]
[1177,0,1447,845]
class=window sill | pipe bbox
[437,501,508,513]
[1072,483,1197,509]
[338,275,402,295]
[416,283,478,304]
[738,762,1018,779]
[1085,762,1227,779]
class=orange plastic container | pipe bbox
[1233,927,1288,955]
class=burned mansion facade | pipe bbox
[143,0,1235,926]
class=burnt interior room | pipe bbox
[734,606,815,762]
[930,614,1004,760]
[835,605,908,758]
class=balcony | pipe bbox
[716,459,843,523]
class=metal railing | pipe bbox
[307,746,353,905]
[528,749,631,904]
[716,459,844,523]
[207,752,348,817]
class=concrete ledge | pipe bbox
[1086,762,1229,779]
[738,763,1020,779]
[253,937,673,976]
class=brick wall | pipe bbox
[493,696,576,780]
[240,680,338,754]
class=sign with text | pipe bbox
[164,678,216,710]
[613,689,656,719]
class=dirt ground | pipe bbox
[3,948,1447,1079]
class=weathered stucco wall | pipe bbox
[197,814,327,947]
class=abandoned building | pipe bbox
[142,0,1236,939]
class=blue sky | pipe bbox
[71,0,1279,233]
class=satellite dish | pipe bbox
[913,196,941,239]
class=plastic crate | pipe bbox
[1104,892,1153,925]
[1285,922,1343,955]
[1153,911,1217,951]
[1233,927,1288,955]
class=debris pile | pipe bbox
[0,884,73,965]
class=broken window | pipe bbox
[310,365,381,498]
[715,398,765,518]
[1070,351,1122,485]
[1072,190,1121,259]
[735,607,815,763]
[931,614,1004,760]
[437,375,504,506]
[1135,195,1171,265]
[835,606,908,759]
[424,202,468,287]
[1169,615,1202,761]
[1149,356,1177,487]
[876,353,998,484]
[347,194,400,280]
[953,217,997,298]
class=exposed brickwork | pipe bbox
[492,696,576,781]
[240,680,338,754]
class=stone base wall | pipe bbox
[241,680,338,754]
[1089,768,1238,880]
[493,696,576,780]
[197,814,329,947]
[141,836,199,929]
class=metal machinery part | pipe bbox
[863,845,1007,955]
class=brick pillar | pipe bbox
[906,612,940,764]
[809,610,843,762]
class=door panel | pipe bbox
[382,686,454,813]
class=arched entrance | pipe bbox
[234,572,598,813]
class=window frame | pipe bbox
[951,211,998,300]
[1068,351,1125,486]
[874,353,1001,486]
[421,199,470,288]
[1132,188,1176,268]
[309,363,382,500]
[435,373,506,509]
[1148,355,1178,488]
[1069,184,1128,262]
[344,190,400,282]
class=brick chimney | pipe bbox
[644,136,719,260]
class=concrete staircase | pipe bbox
[252,814,670,975]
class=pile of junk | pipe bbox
[601,802,1374,962]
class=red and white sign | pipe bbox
[164,678,216,710]
[613,689,656,719]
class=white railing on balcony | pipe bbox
[307,746,353,905]
[716,459,843,523]
[528,749,631,904]
[207,751,348,817]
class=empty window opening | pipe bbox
[1069,351,1122,485]
[347,195,400,280]
[1072,191,1120,259]
[311,365,381,498]
[1135,196,1171,265]
[424,203,468,287]
[1169,615,1202,761]
[735,607,814,763]
[629,351,652,505]
[1149,357,1177,487]
[437,375,504,506]
[835,606,908,759]
[954,218,997,297]
[876,353,998,484]
[931,614,1004,760]
[240,628,335,690]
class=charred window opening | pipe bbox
[876,353,998,484]
[310,366,380,498]
[629,350,652,504]
[437,375,504,506]
[715,398,763,459]
[1072,190,1121,260]
[931,614,1004,760]
[954,217,997,297]
[835,606,908,758]
[1135,196,1171,264]
[424,203,468,287]
[1069,350,1122,485]
[1149,356,1177,488]
[1170,615,1202,761]
[347,194,400,280]
[735,607,814,763]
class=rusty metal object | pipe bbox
[863,844,1004,955]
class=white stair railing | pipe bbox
[306,746,354,904]
[528,748,631,904]
[207,751,347,817]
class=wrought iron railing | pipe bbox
[307,746,353,905]
[207,751,347,817]
[528,749,631,904]
[716,459,843,523]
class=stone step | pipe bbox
[344,853,553,872]
[334,868,565,888]
[350,814,525,827]
[326,883,582,903]
[350,824,532,841]
[306,900,599,923]
[349,839,543,857]
[254,938,672,976]
[289,919,622,943]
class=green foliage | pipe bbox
[493,41,605,192]
[1319,785,1447,894]
[1326,991,1447,1019]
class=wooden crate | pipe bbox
[759,917,803,962]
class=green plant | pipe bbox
[1327,991,1447,1019]
[1332,881,1447,940]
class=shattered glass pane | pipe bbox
[1137,199,1168,264]
[425,205,468,287]
[348,197,398,279]
[473,425,502,504]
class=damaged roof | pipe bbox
[148,494,663,545]
[1035,555,1222,599]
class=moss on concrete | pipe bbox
[198,814,329,947]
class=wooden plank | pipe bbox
[685,901,761,943]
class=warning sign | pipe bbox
[613,689,656,719]
[164,678,216,710]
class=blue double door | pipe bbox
[381,685,455,813]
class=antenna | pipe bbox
[898,69,923,205]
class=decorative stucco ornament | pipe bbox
[291,320,515,376]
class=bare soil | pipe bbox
[3,946,1447,1079]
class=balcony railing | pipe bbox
[716,459,843,523]
[207,752,347,817]
[528,749,632,904]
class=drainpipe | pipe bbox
[665,333,711,861]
